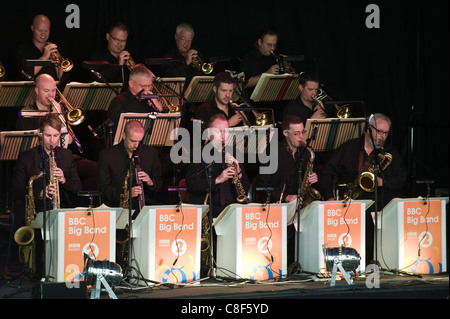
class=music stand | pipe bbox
[62,81,122,111]
[184,76,240,103]
[153,77,185,106]
[250,73,299,102]
[303,118,367,152]
[0,130,40,160]
[113,112,181,147]
[0,81,36,108]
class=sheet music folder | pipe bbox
[250,73,299,102]
[184,76,239,103]
[0,130,39,160]
[304,117,367,152]
[62,81,122,111]
[0,81,36,108]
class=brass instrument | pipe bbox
[0,65,5,79]
[14,171,43,276]
[55,87,86,126]
[152,82,179,113]
[299,145,321,207]
[314,87,352,119]
[125,54,136,71]
[270,50,295,74]
[200,214,211,276]
[231,100,273,126]
[225,153,248,203]
[49,146,60,209]
[342,149,393,201]
[191,55,214,74]
[48,97,84,153]
[133,152,145,212]
[118,172,130,267]
[47,42,73,72]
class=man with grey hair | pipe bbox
[107,63,164,136]
[318,113,406,264]
[161,23,205,90]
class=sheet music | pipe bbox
[62,81,122,111]
[250,73,299,102]
[0,81,36,107]
[0,130,39,160]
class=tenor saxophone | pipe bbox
[225,153,248,203]
[14,171,43,276]
[299,145,321,207]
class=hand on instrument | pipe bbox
[186,49,198,65]
[285,194,301,204]
[45,183,58,199]
[131,185,143,198]
[215,166,236,184]
[267,64,280,75]
[53,167,66,184]
[228,113,243,127]
[138,171,154,187]
[42,43,58,60]
[118,50,131,66]
[308,172,318,184]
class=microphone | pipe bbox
[152,76,162,83]
[135,89,145,101]
[90,69,104,81]
[87,125,99,138]
[311,121,318,141]
[21,70,34,81]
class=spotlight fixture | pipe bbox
[323,245,360,286]
[84,254,123,299]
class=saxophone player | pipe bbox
[185,114,250,219]
[257,114,319,205]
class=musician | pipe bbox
[283,72,336,124]
[318,113,407,263]
[107,63,164,137]
[96,120,163,211]
[89,22,131,84]
[15,14,67,82]
[185,113,250,218]
[257,114,318,205]
[11,113,82,228]
[16,74,56,131]
[160,23,204,91]
[241,27,279,96]
[194,72,245,132]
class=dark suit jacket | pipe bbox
[11,146,82,227]
[97,141,163,208]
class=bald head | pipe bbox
[31,14,51,44]
[35,74,57,110]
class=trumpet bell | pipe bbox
[202,63,214,74]
[337,105,352,118]
[61,59,74,72]
[67,107,86,125]
[255,111,272,126]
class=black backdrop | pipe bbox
[0,0,448,195]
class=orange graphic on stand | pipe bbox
[64,211,111,281]
[241,206,284,281]
[402,200,443,274]
[153,207,199,283]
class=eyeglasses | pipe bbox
[131,79,153,90]
[370,126,389,137]
[109,34,127,44]
[176,36,193,44]
[286,129,306,137]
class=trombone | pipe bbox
[55,87,86,126]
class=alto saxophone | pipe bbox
[49,146,60,209]
[299,145,321,207]
[225,153,248,203]
[14,171,43,276]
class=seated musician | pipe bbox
[107,64,164,137]
[257,114,319,205]
[11,113,82,229]
[185,113,250,219]
[318,113,407,264]
[96,120,163,213]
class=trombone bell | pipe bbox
[68,108,86,126]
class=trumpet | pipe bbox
[270,51,295,74]
[191,55,214,74]
[46,42,73,72]
[124,54,136,71]
[0,65,5,79]
[314,87,352,119]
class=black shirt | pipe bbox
[89,49,127,84]
[194,99,236,132]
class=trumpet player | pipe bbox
[15,14,65,81]
[161,23,204,89]
[11,113,82,226]
[90,22,131,83]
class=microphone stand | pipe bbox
[206,163,216,279]
[38,140,49,282]
[126,155,134,282]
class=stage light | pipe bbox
[323,245,360,286]
[84,254,123,299]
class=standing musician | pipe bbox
[15,14,67,82]
[257,114,319,205]
[160,23,205,91]
[185,113,250,219]
[283,72,336,124]
[11,113,82,230]
[96,120,163,211]
[107,63,164,137]
[89,22,132,84]
[318,113,407,263]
